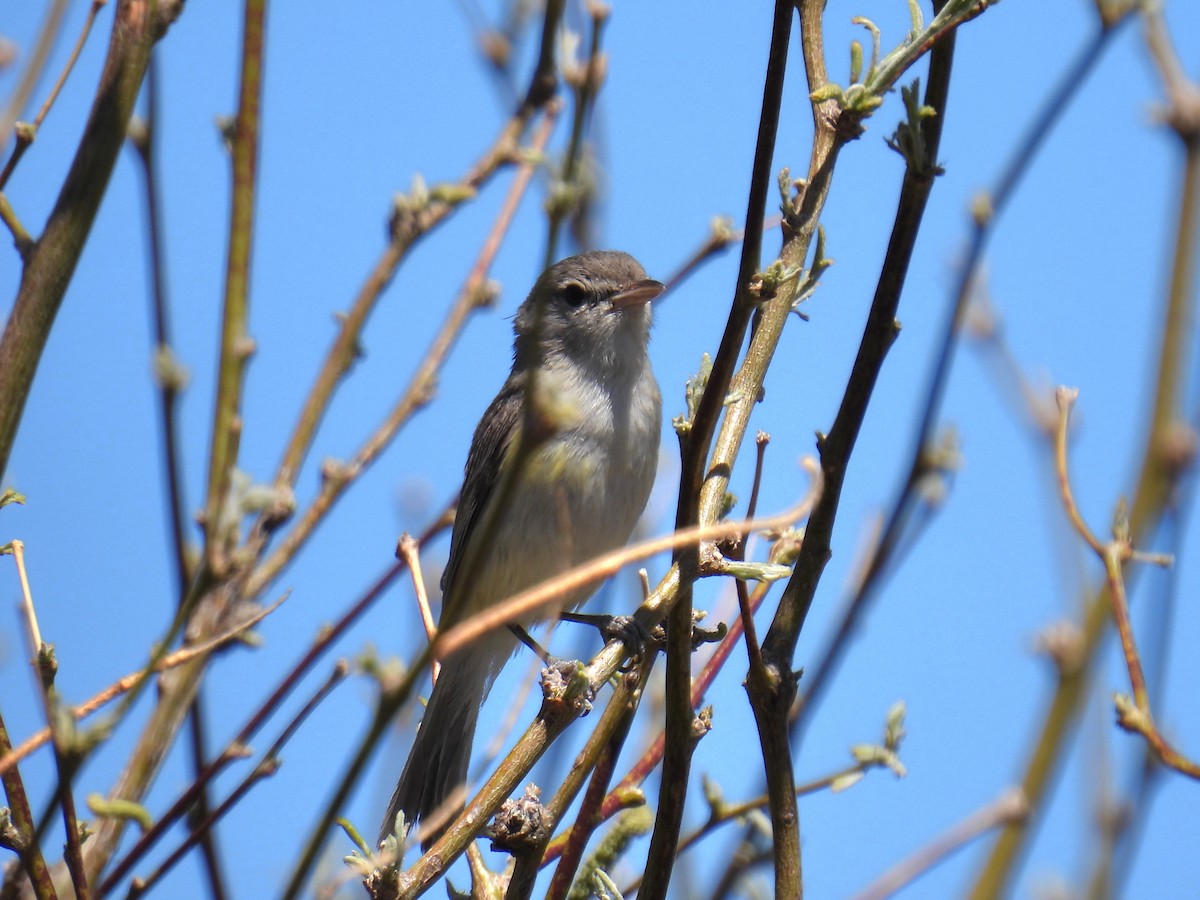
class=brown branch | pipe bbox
[0,0,68,150]
[0,0,111,193]
[203,0,268,575]
[0,0,181,485]
[529,656,653,900]
[243,103,560,600]
[1053,389,1197,778]
[780,6,958,722]
[660,216,741,295]
[543,1,607,265]
[791,5,1124,755]
[971,9,1198,892]
[0,708,58,900]
[129,56,192,599]
[639,0,803,887]
[105,662,349,897]
[855,789,1028,900]
[9,540,87,899]
[0,191,33,257]
[395,534,439,684]
[435,496,810,660]
[130,57,225,898]
[0,592,287,780]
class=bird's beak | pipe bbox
[609,279,666,310]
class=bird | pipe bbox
[378,250,663,850]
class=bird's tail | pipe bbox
[377,644,496,850]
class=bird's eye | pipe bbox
[561,282,588,306]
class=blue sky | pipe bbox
[2,2,1198,897]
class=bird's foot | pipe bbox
[559,611,663,658]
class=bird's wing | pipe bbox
[437,374,525,627]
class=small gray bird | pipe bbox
[378,250,663,849]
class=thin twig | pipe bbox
[11,541,89,900]
[0,0,68,150]
[1,1,111,191]
[108,662,349,897]
[971,9,1196,893]
[12,540,42,652]
[733,432,771,674]
[203,0,268,575]
[101,507,445,891]
[0,0,178,479]
[791,8,1126,738]
[1053,389,1197,778]
[130,55,192,599]
[30,1,111,134]
[435,495,810,659]
[543,1,607,265]
[0,708,58,900]
[244,103,560,600]
[396,534,439,683]
[1052,389,1107,555]
[1099,410,1200,897]
[660,217,742,295]
[130,55,226,900]
[854,789,1028,900]
[0,592,288,779]
[619,760,888,895]
[0,191,34,258]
